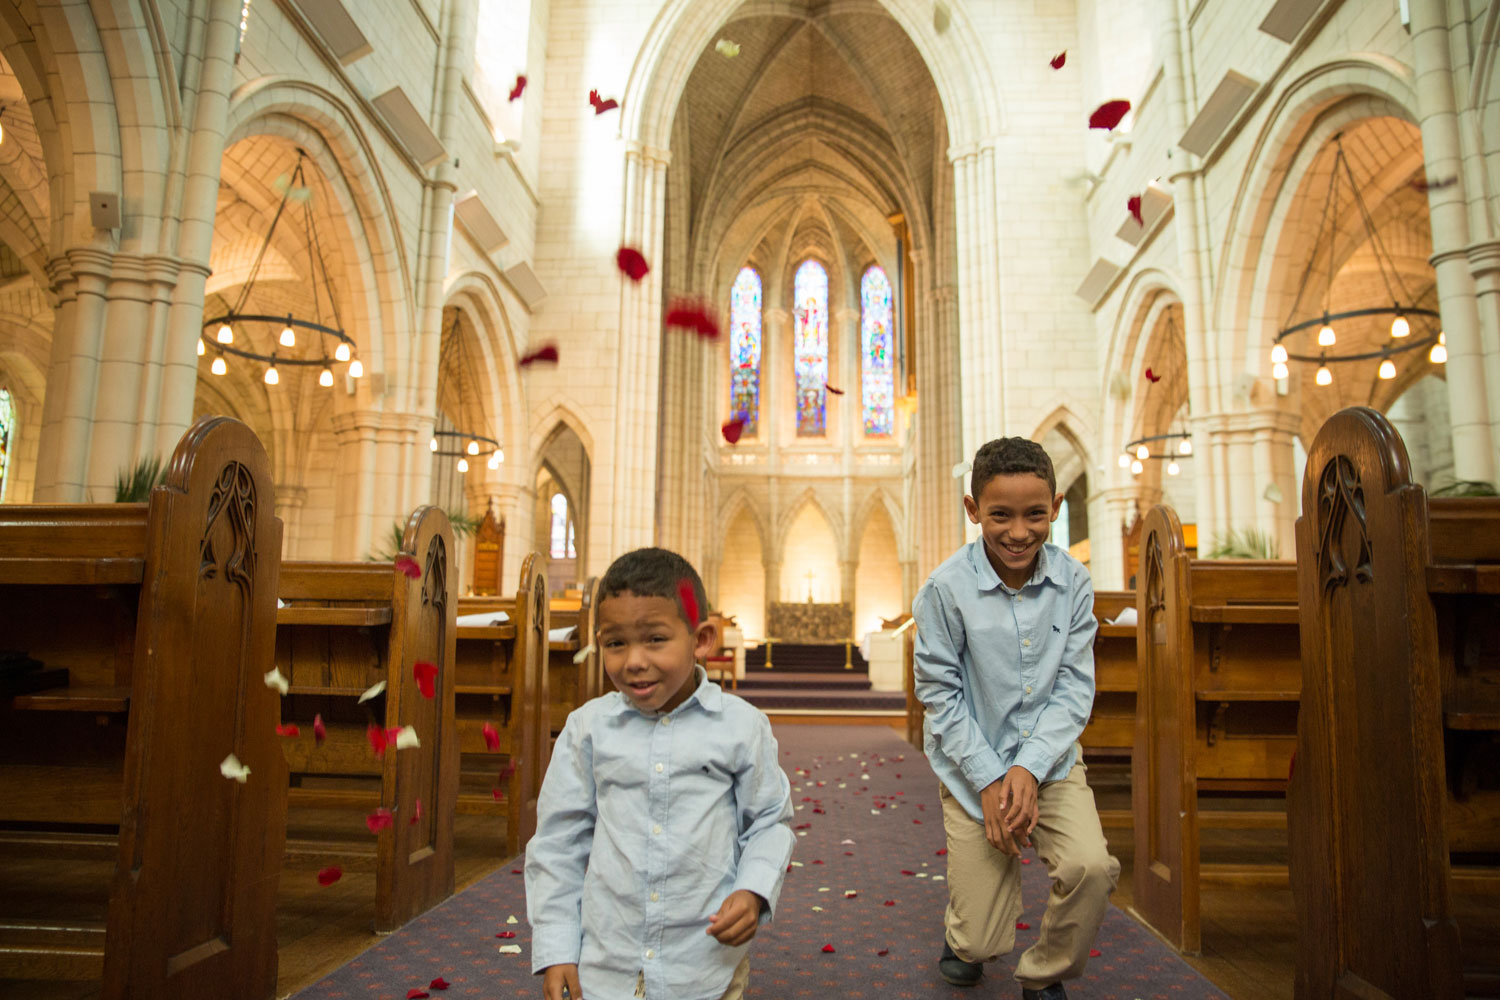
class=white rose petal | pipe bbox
[219,753,250,783]
[498,945,522,955]
[357,680,386,703]
[394,726,421,750]
[263,667,289,695]
[573,643,596,664]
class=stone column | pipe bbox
[763,557,782,628]
[950,143,1004,456]
[275,485,309,559]
[839,559,856,617]
[1247,410,1301,557]
[1087,484,1140,590]
[1463,241,1500,472]
[916,283,964,568]
[1411,0,1496,481]
[34,251,112,501]
[764,307,788,455]
[837,306,858,450]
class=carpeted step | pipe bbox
[746,643,868,673]
[737,688,907,712]
[736,671,873,692]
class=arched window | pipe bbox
[860,266,894,437]
[729,267,762,436]
[549,493,575,559]
[0,386,12,502]
[793,259,829,436]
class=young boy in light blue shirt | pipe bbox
[526,547,795,1000]
[913,438,1119,1000]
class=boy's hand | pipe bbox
[707,889,764,946]
[542,963,582,1000]
[980,767,1039,855]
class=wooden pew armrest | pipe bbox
[11,686,130,712]
[1426,564,1500,594]
[1445,710,1500,731]
[1190,604,1300,624]
[277,606,393,626]
[458,625,518,640]
[1194,688,1300,701]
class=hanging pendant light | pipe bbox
[1390,311,1410,338]
[197,338,206,357]
[264,362,279,385]
[334,342,351,362]
[1118,453,1131,468]
[319,365,334,387]
[1270,343,1288,365]
[348,358,363,378]
[1317,322,1336,347]
[1316,363,1333,386]
[211,356,228,376]
[216,322,234,345]
[1178,436,1193,456]
[466,439,480,456]
[430,437,439,452]
[1135,444,1149,461]
[488,448,504,469]
[1272,362,1290,380]
[279,316,296,347]
[1430,332,1447,364]
[1167,460,1181,476]
[1378,357,1397,380]
[456,457,469,473]
[1130,459,1143,475]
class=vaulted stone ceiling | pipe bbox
[673,0,945,289]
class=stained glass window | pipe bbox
[729,267,762,436]
[793,260,828,436]
[860,266,895,437]
[549,492,575,559]
[0,387,11,501]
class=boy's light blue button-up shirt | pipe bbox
[525,668,795,1000]
[912,540,1097,822]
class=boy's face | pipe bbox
[597,590,717,714]
[963,473,1064,586]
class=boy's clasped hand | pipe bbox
[981,765,1039,856]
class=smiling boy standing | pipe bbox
[912,438,1119,1000]
[526,547,794,1000]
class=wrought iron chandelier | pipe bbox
[199,149,363,388]
[1269,134,1445,386]
[1119,431,1193,477]
[431,313,503,473]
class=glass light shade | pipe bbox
[1317,323,1336,347]
[279,324,296,347]
[318,366,334,387]
[263,365,279,385]
[430,437,439,452]
[1167,460,1181,476]
[1270,343,1288,364]
[1272,361,1290,380]
[196,338,206,357]
[456,457,469,473]
[334,342,351,362]
[211,356,227,376]
[1135,444,1149,460]
[1130,459,1144,475]
[1315,364,1332,386]
[466,439,480,456]
[487,454,501,470]
[0,119,5,145]
[491,448,504,465]
[348,358,363,378]
[1390,314,1410,339]
[1430,332,1447,364]
[216,322,233,345]
[1118,453,1131,468]
[1378,358,1397,380]
[1178,437,1193,455]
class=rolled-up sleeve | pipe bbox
[1013,572,1097,782]
[912,582,1006,794]
[731,713,795,921]
[525,713,596,973]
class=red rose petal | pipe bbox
[276,724,300,738]
[1128,194,1143,226]
[1089,99,1131,131]
[666,300,720,340]
[677,579,700,626]
[913,819,922,824]
[385,726,401,748]
[616,247,649,282]
[795,823,811,830]
[824,383,845,395]
[511,869,522,874]
[935,849,948,856]
[1145,367,1162,383]
[492,788,503,801]
[721,418,745,444]
[883,900,895,906]
[429,977,450,990]
[317,865,342,886]
[366,807,394,833]
[313,713,327,745]
[589,89,619,114]
[367,723,387,758]
[395,555,421,579]
[900,870,914,876]
[1050,51,1066,69]
[812,859,824,865]
[499,760,517,780]
[519,343,559,367]
[1016,921,1031,930]
[482,722,500,751]
[877,948,890,956]
[1021,857,1032,865]
[1089,948,1102,957]
[821,944,836,953]
[496,931,517,938]
[508,75,527,101]
[414,660,438,699]
[406,991,429,1000]
[411,797,422,825]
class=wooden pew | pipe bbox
[453,554,549,852]
[1086,590,1137,762]
[1132,504,1300,953]
[1290,405,1500,998]
[0,415,286,997]
[274,506,457,933]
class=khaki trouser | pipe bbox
[940,751,1120,990]
[634,957,750,1000]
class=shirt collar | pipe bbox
[605,665,723,717]
[967,538,1060,593]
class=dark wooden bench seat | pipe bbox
[0,416,285,997]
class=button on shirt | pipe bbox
[526,667,796,1000]
[912,541,1097,823]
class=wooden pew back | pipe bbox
[0,415,286,998]
[1087,590,1136,759]
[1290,405,1500,998]
[275,506,457,932]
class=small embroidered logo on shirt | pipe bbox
[1051,625,1061,633]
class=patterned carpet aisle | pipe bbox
[291,722,1227,1000]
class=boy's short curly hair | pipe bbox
[970,438,1057,500]
[598,547,708,628]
